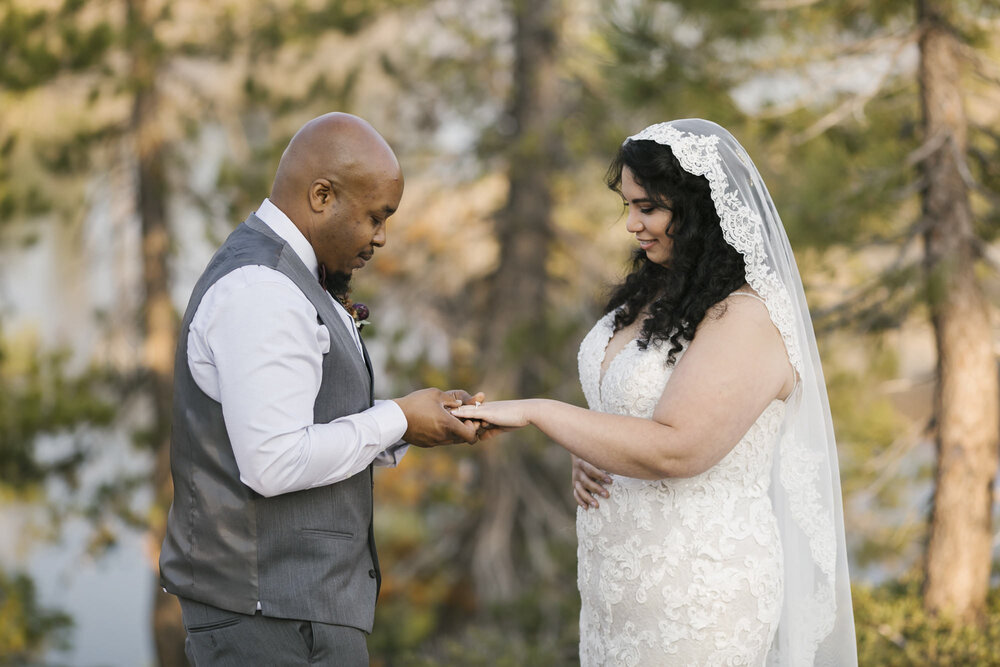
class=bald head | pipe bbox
[270,112,402,226]
[268,113,404,280]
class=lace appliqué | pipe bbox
[576,314,784,666]
[626,122,839,662]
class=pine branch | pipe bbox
[939,134,1000,217]
[960,45,1000,88]
[755,0,825,9]
[792,35,918,143]
[857,418,929,500]
[974,238,1000,273]
[812,216,929,334]
[813,273,921,335]
[749,29,917,72]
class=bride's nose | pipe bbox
[625,211,644,233]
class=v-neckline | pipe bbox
[597,313,642,400]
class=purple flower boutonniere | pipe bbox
[347,301,370,332]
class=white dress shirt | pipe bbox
[186,198,408,498]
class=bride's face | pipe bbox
[621,166,675,266]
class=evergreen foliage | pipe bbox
[0,0,998,661]
[855,575,1000,665]
[0,568,73,663]
[0,329,115,492]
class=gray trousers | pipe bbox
[178,597,369,666]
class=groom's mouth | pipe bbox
[360,251,374,262]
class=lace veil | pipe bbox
[626,119,857,665]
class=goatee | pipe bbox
[325,269,352,301]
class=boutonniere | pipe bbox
[344,299,370,332]
[319,264,370,331]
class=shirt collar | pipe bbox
[254,198,319,277]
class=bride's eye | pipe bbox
[639,207,656,215]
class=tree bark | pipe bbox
[125,0,185,662]
[471,0,565,604]
[918,0,999,623]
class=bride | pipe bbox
[455,120,856,665]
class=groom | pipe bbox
[159,112,482,665]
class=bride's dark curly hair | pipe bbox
[605,139,747,364]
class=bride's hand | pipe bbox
[450,399,535,429]
[572,454,611,509]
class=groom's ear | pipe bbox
[309,178,337,213]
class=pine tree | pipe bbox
[916,0,998,622]
[357,0,620,656]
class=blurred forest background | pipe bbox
[2,0,1000,664]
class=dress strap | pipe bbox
[728,290,768,305]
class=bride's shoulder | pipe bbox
[684,289,793,394]
[699,288,779,340]
[723,286,766,306]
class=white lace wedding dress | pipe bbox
[576,309,785,666]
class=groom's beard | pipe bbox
[325,270,352,302]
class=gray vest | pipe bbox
[159,214,381,631]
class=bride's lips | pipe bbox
[637,239,656,251]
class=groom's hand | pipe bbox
[393,388,484,447]
[442,389,489,442]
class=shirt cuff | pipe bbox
[371,399,407,446]
[374,442,410,468]
[371,399,408,468]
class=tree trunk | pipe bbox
[137,78,186,667]
[472,0,564,604]
[125,0,185,662]
[918,0,999,623]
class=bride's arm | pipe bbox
[457,296,795,479]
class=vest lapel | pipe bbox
[360,337,374,403]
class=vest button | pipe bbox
[368,569,377,578]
